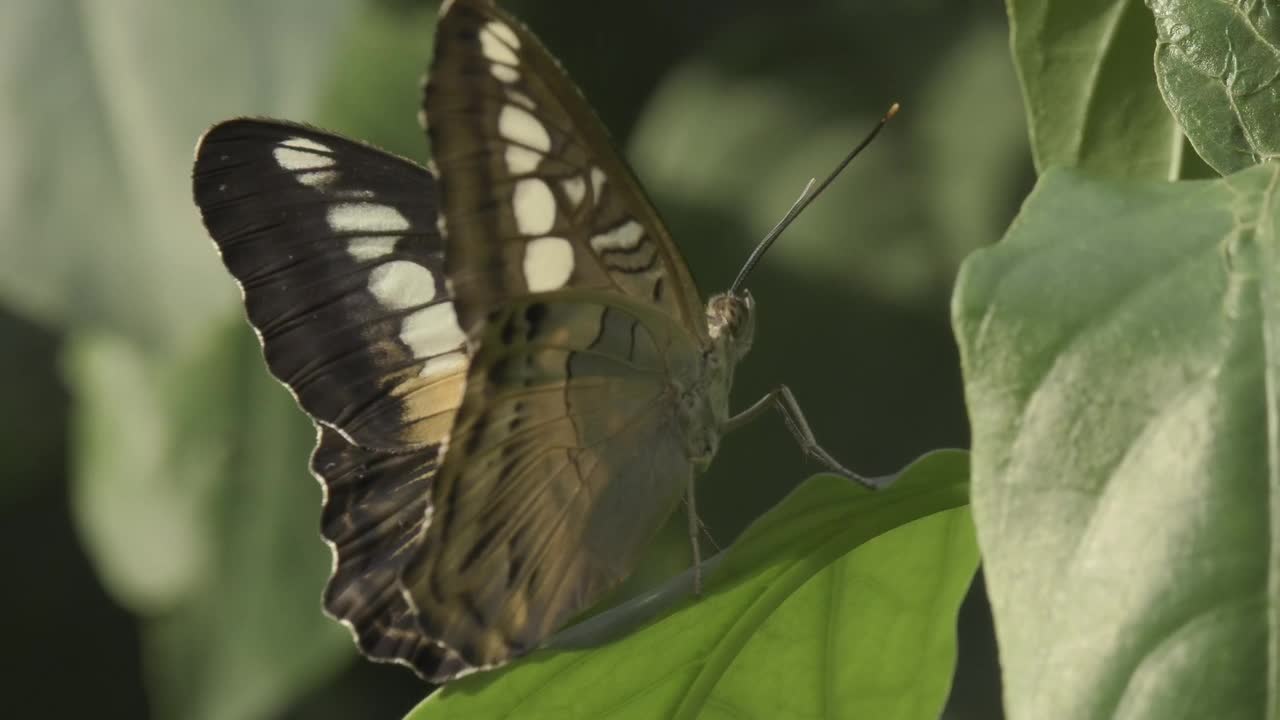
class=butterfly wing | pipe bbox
[401,291,699,670]
[312,428,469,678]
[385,0,713,674]
[386,0,715,674]
[193,120,469,674]
[194,119,467,452]
[425,0,708,338]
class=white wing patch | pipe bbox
[484,20,520,49]
[589,166,607,201]
[512,178,556,235]
[419,350,468,380]
[347,237,399,262]
[328,203,413,233]
[590,221,645,254]
[500,104,551,175]
[505,146,542,174]
[480,20,521,84]
[274,136,338,188]
[479,21,519,65]
[505,89,536,110]
[562,176,587,208]
[490,63,520,84]
[498,105,551,152]
[523,236,574,291]
[368,261,437,310]
[402,303,468,360]
[363,253,467,381]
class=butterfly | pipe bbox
[193,0,885,682]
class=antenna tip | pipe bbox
[886,102,901,120]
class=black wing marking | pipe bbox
[194,118,467,451]
[313,427,469,679]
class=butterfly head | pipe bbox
[706,290,756,360]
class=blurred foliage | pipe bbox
[633,16,1027,306]
[67,320,350,720]
[316,2,439,163]
[0,0,357,350]
[0,312,65,506]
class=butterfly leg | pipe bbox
[685,476,704,596]
[727,385,881,490]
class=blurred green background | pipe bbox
[1,0,1026,717]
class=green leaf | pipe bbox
[952,166,1279,718]
[1149,0,1280,175]
[1007,0,1188,178]
[65,318,350,720]
[0,0,356,349]
[407,451,977,720]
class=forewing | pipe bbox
[400,292,698,671]
[194,119,467,451]
[424,0,707,339]
[194,120,474,676]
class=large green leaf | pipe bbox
[1149,0,1280,175]
[65,319,351,720]
[0,0,355,349]
[407,451,976,720]
[953,166,1278,718]
[1007,0,1193,179]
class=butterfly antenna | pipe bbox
[728,102,900,295]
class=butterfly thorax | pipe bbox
[677,291,756,469]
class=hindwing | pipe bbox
[313,427,469,677]
[400,291,698,671]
